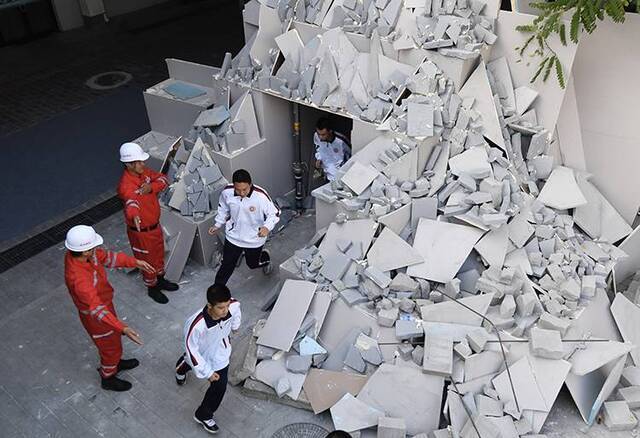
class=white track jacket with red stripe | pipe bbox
[182,301,241,378]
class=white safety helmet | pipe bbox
[65,225,104,252]
[119,142,149,163]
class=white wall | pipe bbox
[570,15,640,224]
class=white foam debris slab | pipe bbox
[514,86,538,116]
[423,333,453,376]
[341,161,381,195]
[603,401,638,431]
[570,354,627,425]
[507,213,534,248]
[569,340,633,376]
[616,226,640,287]
[257,280,316,351]
[275,29,304,62]
[487,57,517,115]
[622,367,640,386]
[490,11,580,134]
[611,293,640,366]
[428,142,450,196]
[422,322,492,343]
[536,166,587,210]
[229,92,262,148]
[379,203,411,235]
[319,251,352,281]
[250,5,282,73]
[303,369,368,415]
[492,355,547,412]
[574,175,632,243]
[464,351,504,381]
[367,227,424,272]
[458,60,505,150]
[383,147,419,182]
[357,363,444,435]
[330,393,383,433]
[421,293,494,326]
[618,386,640,409]
[448,146,492,179]
[407,102,434,138]
[319,219,379,260]
[474,225,509,267]
[530,327,564,359]
[407,218,484,283]
[411,197,438,230]
[254,356,307,400]
[524,357,572,433]
[306,291,333,337]
[504,247,533,275]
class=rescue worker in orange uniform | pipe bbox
[117,142,179,304]
[64,225,155,391]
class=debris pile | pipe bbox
[216,0,638,436]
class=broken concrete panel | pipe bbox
[357,364,444,435]
[464,350,503,381]
[603,400,638,431]
[407,102,435,138]
[330,393,384,433]
[254,356,307,400]
[611,293,640,366]
[474,225,509,268]
[341,161,381,195]
[530,327,564,359]
[492,355,547,412]
[449,146,492,179]
[367,227,424,272]
[319,251,352,281]
[395,319,423,340]
[257,280,317,351]
[411,197,439,231]
[304,368,369,414]
[379,203,411,235]
[536,166,587,210]
[319,219,379,261]
[504,247,533,276]
[407,218,484,283]
[574,175,632,244]
[421,293,494,326]
[514,86,538,116]
[377,417,406,438]
[344,344,367,373]
[423,333,453,376]
[507,213,535,249]
[458,60,505,150]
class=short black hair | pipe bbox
[325,432,352,438]
[207,284,231,305]
[316,117,332,131]
[232,169,252,184]
[69,250,85,258]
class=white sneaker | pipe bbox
[193,415,219,434]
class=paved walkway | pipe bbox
[0,212,334,438]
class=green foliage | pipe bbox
[517,0,628,88]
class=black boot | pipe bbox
[148,285,169,304]
[157,275,179,292]
[118,358,140,372]
[101,375,132,392]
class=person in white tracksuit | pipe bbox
[314,117,351,181]
[208,169,280,286]
[175,284,241,434]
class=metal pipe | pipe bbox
[292,103,304,212]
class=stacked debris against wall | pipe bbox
[218,0,639,436]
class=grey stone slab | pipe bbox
[341,161,381,195]
[410,197,438,231]
[364,266,392,289]
[193,106,230,127]
[378,204,411,235]
[537,166,587,210]
[622,366,640,387]
[341,288,369,306]
[355,333,383,365]
[322,326,368,372]
[254,356,307,400]
[303,369,368,415]
[618,386,640,409]
[319,219,378,261]
[492,355,547,412]
[357,364,444,435]
[286,354,313,374]
[257,280,317,351]
[420,293,494,326]
[344,344,367,373]
[530,327,564,359]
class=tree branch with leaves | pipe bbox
[516,0,631,88]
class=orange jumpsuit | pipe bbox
[117,168,168,287]
[64,249,137,377]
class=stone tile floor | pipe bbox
[0,211,633,437]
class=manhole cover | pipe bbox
[85,71,132,90]
[271,422,329,438]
